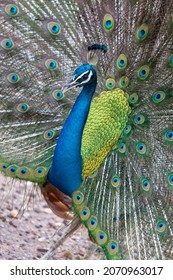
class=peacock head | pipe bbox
[63,64,97,93]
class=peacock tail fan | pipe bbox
[0,0,173,260]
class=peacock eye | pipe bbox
[1,38,14,50]
[82,74,88,80]
[47,22,61,35]
[5,4,19,16]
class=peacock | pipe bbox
[0,0,173,260]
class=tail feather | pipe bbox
[41,216,81,260]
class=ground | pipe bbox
[0,174,102,260]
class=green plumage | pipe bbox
[81,89,130,178]
[0,0,173,259]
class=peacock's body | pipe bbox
[0,0,173,260]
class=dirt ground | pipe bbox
[0,174,102,260]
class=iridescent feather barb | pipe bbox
[0,0,173,260]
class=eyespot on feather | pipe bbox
[47,22,61,35]
[168,55,173,68]
[72,191,84,205]
[43,130,56,140]
[152,91,166,104]
[17,167,31,179]
[79,206,91,221]
[141,177,151,192]
[136,23,149,42]
[5,4,19,16]
[88,170,98,178]
[118,142,127,154]
[52,90,64,100]
[111,175,121,188]
[7,73,20,84]
[1,38,14,50]
[168,173,173,187]
[155,220,167,234]
[116,54,128,71]
[137,65,150,80]
[6,165,18,177]
[34,167,48,178]
[45,59,58,70]
[128,93,139,105]
[0,163,9,172]
[106,78,116,90]
[123,124,132,136]
[136,142,147,155]
[106,240,119,255]
[95,230,108,246]
[118,76,129,88]
[103,14,115,33]
[17,103,30,113]
[133,114,146,125]
[164,130,173,142]
[87,216,98,231]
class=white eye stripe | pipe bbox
[75,70,90,82]
[80,70,93,85]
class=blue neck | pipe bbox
[48,81,97,196]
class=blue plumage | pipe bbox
[48,64,97,195]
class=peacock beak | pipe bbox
[62,76,80,93]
